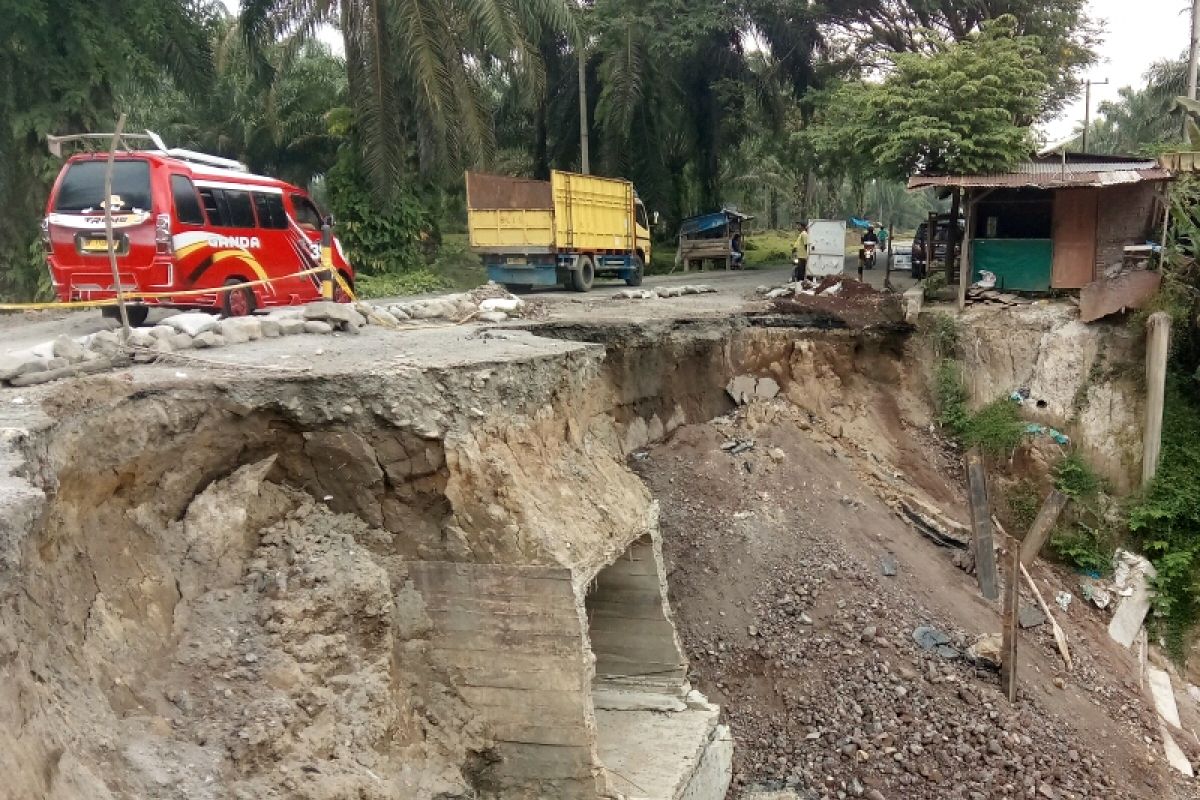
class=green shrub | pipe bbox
[922,272,947,301]
[934,359,970,436]
[326,149,431,276]
[961,399,1024,456]
[1005,480,1040,531]
[1054,452,1102,499]
[927,312,961,359]
[1050,523,1116,575]
[1128,379,1200,660]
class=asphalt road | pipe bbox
[0,260,917,357]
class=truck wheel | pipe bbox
[626,256,644,287]
[570,257,595,292]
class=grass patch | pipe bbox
[934,359,971,436]
[927,312,960,359]
[961,399,1024,455]
[1004,480,1041,532]
[744,230,796,267]
[934,360,1022,454]
[356,269,449,298]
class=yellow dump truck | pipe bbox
[465,170,653,292]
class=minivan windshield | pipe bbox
[54,160,153,213]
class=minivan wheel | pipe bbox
[102,305,150,327]
[333,272,354,303]
[222,278,256,317]
[570,257,595,292]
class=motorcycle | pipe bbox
[860,241,877,271]
[791,249,806,283]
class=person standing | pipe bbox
[792,223,809,282]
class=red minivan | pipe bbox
[43,146,354,326]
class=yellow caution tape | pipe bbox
[0,266,353,311]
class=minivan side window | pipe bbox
[290,194,323,231]
[223,190,257,228]
[253,193,288,230]
[198,187,226,227]
[171,175,205,225]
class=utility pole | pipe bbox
[577,33,590,175]
[1081,78,1107,154]
[1189,0,1200,101]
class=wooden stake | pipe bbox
[1019,490,1069,567]
[1020,562,1073,671]
[1001,543,1020,702]
[965,447,999,600]
[103,113,131,341]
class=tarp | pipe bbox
[679,208,753,237]
[679,212,732,236]
[848,217,872,229]
[972,239,1052,292]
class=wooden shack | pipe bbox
[676,209,752,272]
[908,155,1171,293]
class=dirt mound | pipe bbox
[634,402,1194,800]
[770,278,902,328]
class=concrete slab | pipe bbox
[595,694,729,800]
[1149,667,1183,729]
[1161,725,1195,778]
[1108,554,1157,648]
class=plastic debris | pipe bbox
[973,270,997,290]
[1055,591,1073,611]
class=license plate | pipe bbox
[80,238,114,253]
[506,256,527,265]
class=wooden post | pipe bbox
[1143,312,1171,486]
[957,191,974,311]
[965,447,1000,601]
[884,222,895,293]
[1000,543,1021,702]
[103,113,131,341]
[1018,490,1069,566]
[945,187,961,285]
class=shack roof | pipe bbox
[907,155,1171,190]
[679,209,753,236]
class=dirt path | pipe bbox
[634,401,1193,800]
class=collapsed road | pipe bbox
[0,273,1196,800]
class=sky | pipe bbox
[1042,0,1189,144]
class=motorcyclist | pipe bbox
[860,226,879,272]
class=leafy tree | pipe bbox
[820,0,1096,115]
[0,0,220,299]
[1077,58,1186,156]
[239,0,575,200]
[812,17,1051,182]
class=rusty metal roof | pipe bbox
[908,159,1172,190]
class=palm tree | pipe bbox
[238,0,574,200]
